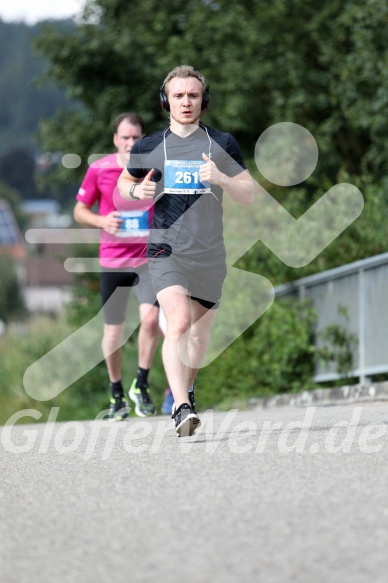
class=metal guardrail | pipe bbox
[274,252,388,384]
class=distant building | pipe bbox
[21,199,72,229]
[21,199,74,313]
[0,198,74,314]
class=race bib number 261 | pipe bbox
[164,160,211,194]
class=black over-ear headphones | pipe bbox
[159,84,210,112]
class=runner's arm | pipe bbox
[117,167,156,201]
[200,154,254,206]
[74,201,122,234]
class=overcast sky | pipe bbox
[0,0,84,24]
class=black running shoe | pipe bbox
[171,385,196,418]
[107,393,129,421]
[172,403,201,437]
[129,379,157,417]
[188,386,196,412]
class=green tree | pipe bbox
[0,182,28,323]
[33,0,388,271]
[34,0,388,181]
[0,18,75,156]
[0,181,29,230]
[0,254,26,323]
[0,149,37,200]
[31,0,388,403]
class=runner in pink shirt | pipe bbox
[74,113,161,419]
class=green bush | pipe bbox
[0,315,76,424]
[0,314,117,423]
[197,298,318,410]
[317,306,358,383]
[0,253,26,323]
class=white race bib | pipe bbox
[115,209,150,238]
[164,160,211,194]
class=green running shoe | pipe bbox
[107,393,129,421]
[129,379,157,417]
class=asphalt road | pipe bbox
[1,403,388,583]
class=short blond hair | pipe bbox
[162,65,207,95]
